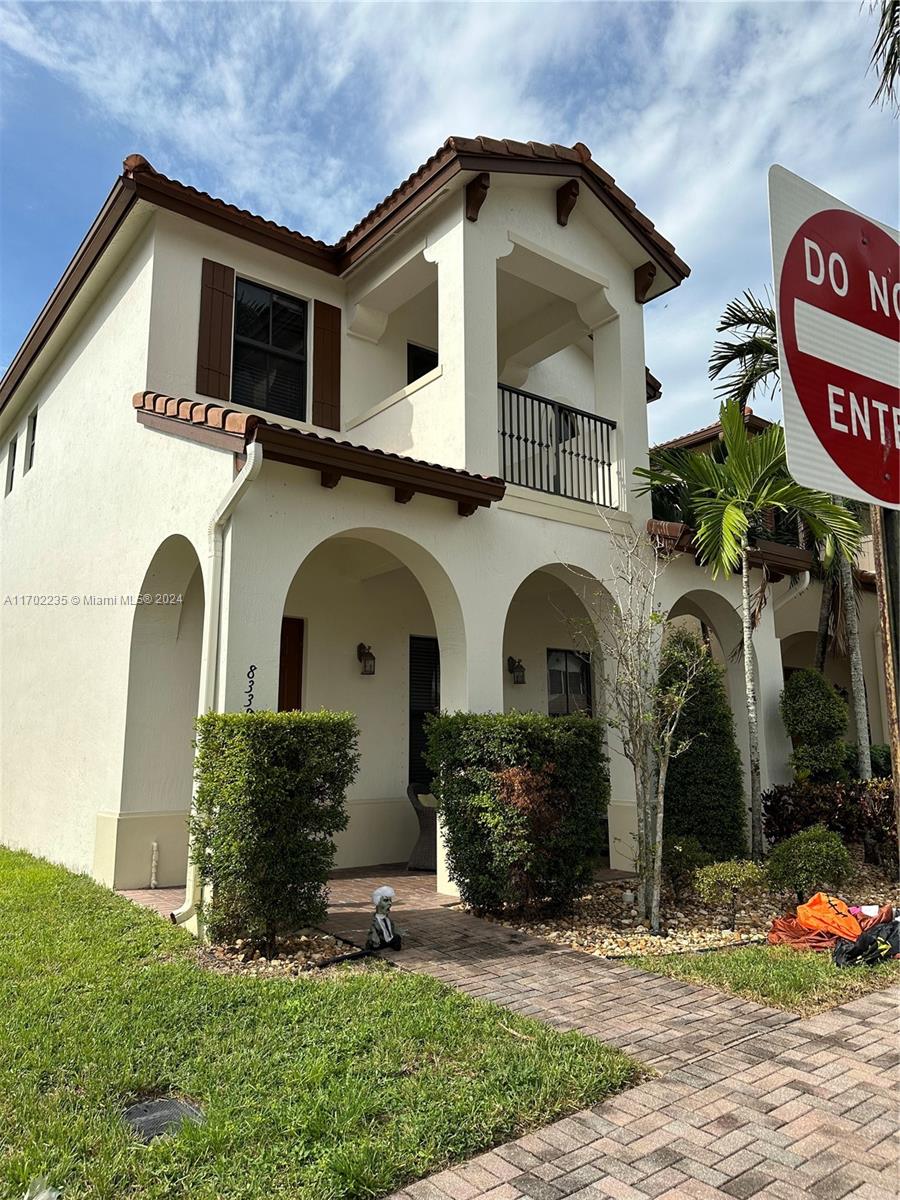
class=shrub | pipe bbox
[425,711,607,916]
[766,825,851,905]
[780,669,848,782]
[845,742,894,780]
[762,777,897,866]
[694,859,767,930]
[191,710,359,952]
[662,836,712,904]
[660,629,747,859]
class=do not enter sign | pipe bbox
[769,166,900,508]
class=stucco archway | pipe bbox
[112,534,204,888]
[277,529,467,869]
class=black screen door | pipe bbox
[409,636,440,792]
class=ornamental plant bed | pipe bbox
[490,853,900,959]
[197,930,366,978]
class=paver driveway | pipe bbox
[326,870,900,1200]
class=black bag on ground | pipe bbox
[833,921,899,968]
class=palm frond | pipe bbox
[709,291,780,408]
[691,497,749,577]
[870,0,900,110]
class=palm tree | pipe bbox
[708,291,778,410]
[636,400,861,858]
[710,294,874,783]
[870,0,900,111]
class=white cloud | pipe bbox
[0,0,896,441]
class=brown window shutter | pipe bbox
[196,259,235,400]
[312,300,341,429]
[278,617,304,711]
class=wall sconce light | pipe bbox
[507,656,526,685]
[357,643,376,676]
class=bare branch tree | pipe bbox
[565,522,705,933]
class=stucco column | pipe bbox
[753,603,792,794]
[425,214,510,478]
[582,298,651,521]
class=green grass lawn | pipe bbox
[627,943,900,1014]
[0,849,636,1200]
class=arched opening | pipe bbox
[780,630,862,743]
[279,531,465,870]
[501,564,618,862]
[113,535,204,888]
[667,587,752,827]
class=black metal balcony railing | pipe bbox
[498,385,617,507]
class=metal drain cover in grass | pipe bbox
[123,1097,204,1142]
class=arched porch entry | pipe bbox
[101,535,205,889]
[278,529,466,870]
[500,563,625,863]
[667,588,755,831]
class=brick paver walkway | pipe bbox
[325,870,900,1200]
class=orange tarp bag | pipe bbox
[795,893,861,941]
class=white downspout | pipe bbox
[774,569,811,611]
[172,441,264,925]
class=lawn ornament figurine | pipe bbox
[366,885,403,951]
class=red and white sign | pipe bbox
[769,166,900,509]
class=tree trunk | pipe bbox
[633,757,650,923]
[650,759,668,934]
[742,541,764,860]
[814,578,832,672]
[839,553,872,780]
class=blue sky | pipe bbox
[1,0,897,441]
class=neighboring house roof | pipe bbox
[132,391,506,516]
[1,137,689,414]
[645,369,662,404]
[654,407,772,451]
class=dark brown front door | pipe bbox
[278,617,304,710]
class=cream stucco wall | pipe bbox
[0,217,233,880]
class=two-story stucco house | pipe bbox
[1,136,889,912]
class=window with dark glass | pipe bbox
[24,409,37,473]
[233,279,307,420]
[4,436,16,496]
[407,342,438,386]
[547,648,592,716]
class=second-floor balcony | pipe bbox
[498,384,617,508]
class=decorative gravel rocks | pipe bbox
[198,931,364,977]
[486,856,900,959]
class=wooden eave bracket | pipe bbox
[465,172,491,222]
[556,180,579,227]
[253,426,505,515]
[634,261,657,304]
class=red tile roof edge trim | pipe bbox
[132,390,506,492]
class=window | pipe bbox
[407,342,438,386]
[547,648,592,716]
[4,436,16,496]
[24,409,37,472]
[233,279,307,420]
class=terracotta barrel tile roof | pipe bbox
[130,386,504,494]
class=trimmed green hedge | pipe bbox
[425,712,608,916]
[660,629,747,859]
[191,710,359,949]
[780,668,848,782]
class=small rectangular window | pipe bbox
[24,409,37,472]
[407,343,438,386]
[5,436,16,496]
[233,279,308,420]
[547,648,592,716]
